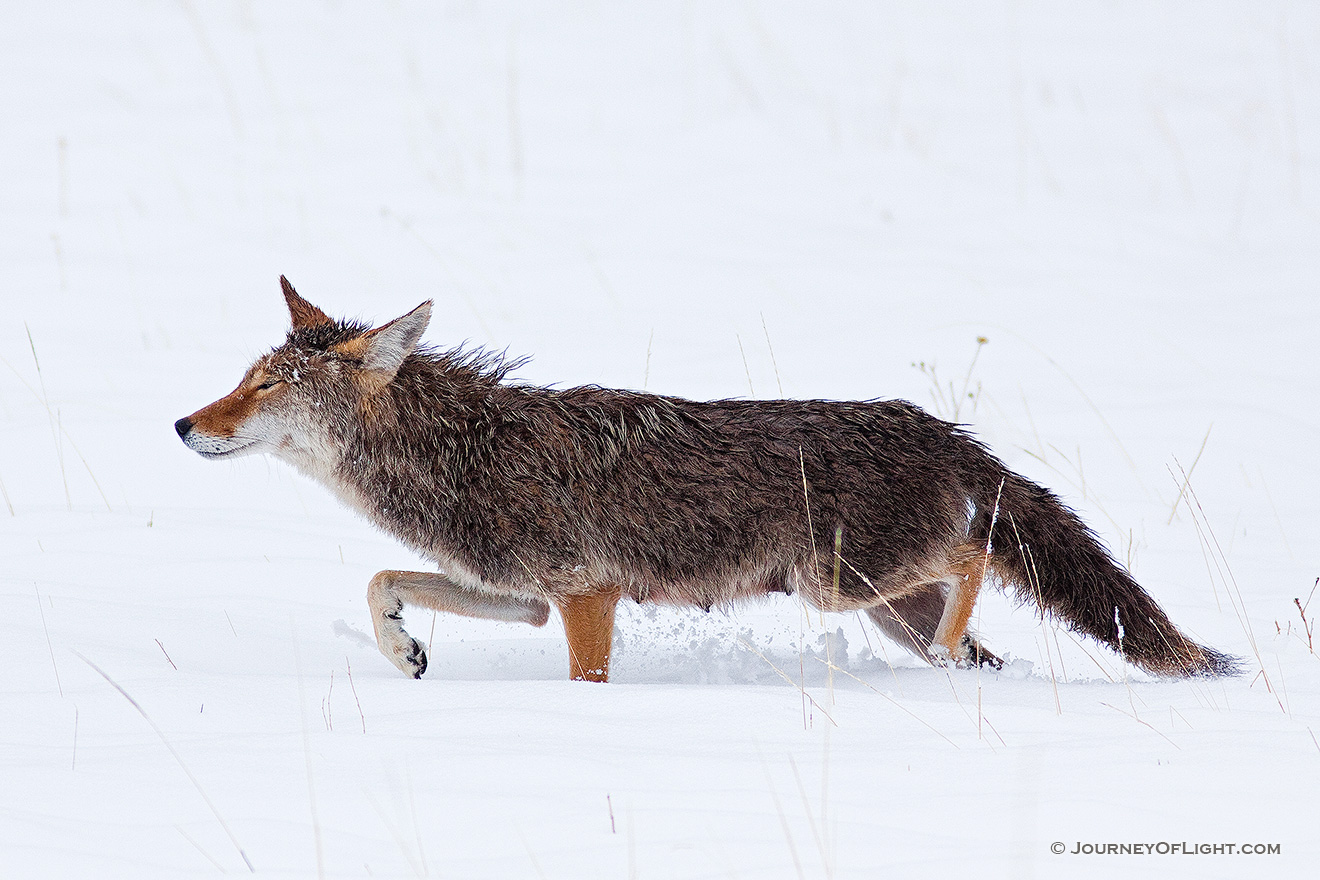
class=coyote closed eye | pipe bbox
[176,278,1236,682]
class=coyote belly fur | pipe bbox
[175,278,1236,682]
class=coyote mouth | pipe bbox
[189,439,259,459]
[196,445,254,459]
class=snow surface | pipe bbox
[3,2,1319,878]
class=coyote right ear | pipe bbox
[280,275,332,329]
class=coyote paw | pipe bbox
[928,637,1002,670]
[963,635,1003,670]
[401,637,428,679]
[378,631,428,679]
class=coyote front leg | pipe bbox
[556,587,621,683]
[367,570,551,678]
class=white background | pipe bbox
[2,2,1317,877]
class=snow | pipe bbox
[2,2,1318,877]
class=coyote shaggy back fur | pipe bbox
[176,278,1236,682]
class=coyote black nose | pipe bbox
[174,417,193,439]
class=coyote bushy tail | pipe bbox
[977,467,1238,677]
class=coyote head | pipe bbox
[175,277,431,470]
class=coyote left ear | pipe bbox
[281,275,332,329]
[358,301,432,381]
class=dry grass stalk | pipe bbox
[76,652,254,872]
[154,638,178,671]
[345,656,366,734]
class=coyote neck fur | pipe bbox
[329,351,532,593]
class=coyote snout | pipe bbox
[176,277,1237,683]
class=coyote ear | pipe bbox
[281,275,332,329]
[358,301,432,380]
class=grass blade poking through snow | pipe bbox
[36,586,63,697]
[75,652,255,873]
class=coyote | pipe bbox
[176,278,1235,682]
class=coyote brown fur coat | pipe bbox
[175,278,1235,682]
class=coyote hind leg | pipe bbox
[865,587,944,657]
[866,580,1001,669]
[367,570,551,679]
[929,554,996,668]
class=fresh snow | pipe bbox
[2,2,1318,878]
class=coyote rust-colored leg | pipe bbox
[931,557,987,665]
[556,587,621,682]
